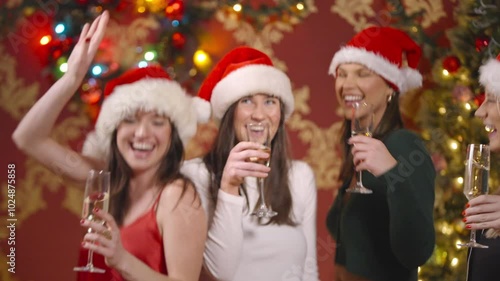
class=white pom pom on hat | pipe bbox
[479,53,500,96]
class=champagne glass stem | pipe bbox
[357,170,363,187]
[258,178,266,207]
[86,248,95,268]
[470,229,477,244]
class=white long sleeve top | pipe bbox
[181,158,319,281]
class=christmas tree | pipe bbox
[390,0,500,280]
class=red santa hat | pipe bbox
[82,65,210,160]
[198,46,294,120]
[479,53,500,96]
[329,26,423,94]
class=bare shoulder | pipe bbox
[156,178,207,232]
[159,178,202,211]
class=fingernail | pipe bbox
[85,38,91,42]
[466,225,471,229]
[93,207,100,213]
[80,219,85,224]
[461,210,466,216]
[466,203,470,208]
[462,218,467,223]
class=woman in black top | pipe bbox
[463,53,500,281]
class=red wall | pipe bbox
[0,1,457,280]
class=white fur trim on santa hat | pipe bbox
[328,46,422,94]
[82,77,210,160]
[211,64,294,120]
[479,58,500,95]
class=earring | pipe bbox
[387,91,396,103]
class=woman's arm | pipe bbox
[203,142,270,281]
[203,189,245,281]
[159,181,207,281]
[378,130,436,268]
[11,11,109,182]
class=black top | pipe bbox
[326,129,436,281]
[467,231,500,281]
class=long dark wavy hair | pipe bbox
[203,101,296,226]
[338,91,404,183]
[107,123,192,226]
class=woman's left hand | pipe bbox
[81,208,127,269]
[349,135,397,177]
[464,194,500,230]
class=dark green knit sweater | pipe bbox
[326,129,436,281]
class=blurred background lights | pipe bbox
[193,50,212,71]
[92,65,103,76]
[233,4,242,12]
[40,35,51,45]
[55,23,65,34]
[59,62,68,73]
[144,51,156,61]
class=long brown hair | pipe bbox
[338,92,404,183]
[203,101,296,225]
[107,123,191,226]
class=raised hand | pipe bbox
[66,10,109,82]
[464,194,500,231]
[81,208,127,270]
[220,141,271,195]
[349,135,397,177]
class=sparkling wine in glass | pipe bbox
[246,123,277,218]
[74,169,111,273]
[346,102,374,194]
[458,144,490,248]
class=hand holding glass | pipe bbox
[246,123,277,218]
[74,170,111,273]
[458,144,490,248]
[346,102,374,194]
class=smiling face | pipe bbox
[335,63,394,128]
[475,92,500,152]
[233,94,282,143]
[116,110,172,173]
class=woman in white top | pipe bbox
[182,46,319,281]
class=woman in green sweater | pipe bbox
[326,26,436,281]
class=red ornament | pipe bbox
[165,0,184,21]
[474,92,486,106]
[442,56,461,73]
[475,37,489,52]
[80,78,102,105]
[50,39,63,59]
[171,32,186,49]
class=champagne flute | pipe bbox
[458,144,490,248]
[346,102,374,194]
[246,123,277,218]
[74,169,111,273]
